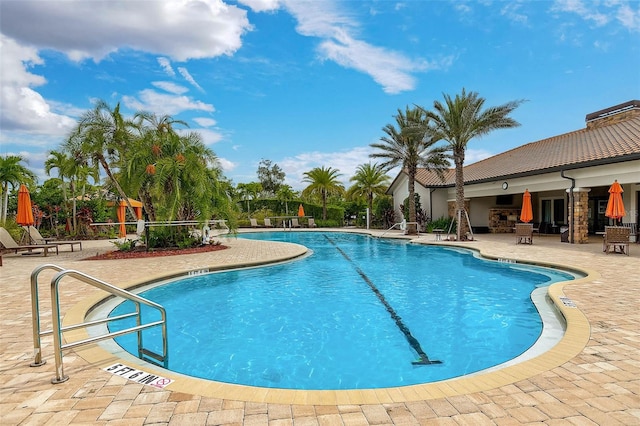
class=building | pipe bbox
[386,100,640,243]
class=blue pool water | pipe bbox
[108,232,575,390]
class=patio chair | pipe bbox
[249,218,259,228]
[515,223,533,244]
[291,218,301,228]
[602,226,630,255]
[0,227,59,257]
[264,218,274,227]
[26,226,83,252]
[308,218,317,228]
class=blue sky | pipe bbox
[1,0,638,191]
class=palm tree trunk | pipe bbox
[454,148,468,240]
[322,190,327,221]
[139,188,156,222]
[98,155,137,219]
[407,167,417,235]
[368,192,373,229]
[1,184,8,223]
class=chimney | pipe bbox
[585,100,640,129]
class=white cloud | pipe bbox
[178,67,204,92]
[278,1,446,94]
[0,35,76,136]
[318,38,430,94]
[152,81,190,95]
[464,149,494,165]
[193,117,217,127]
[501,2,529,25]
[194,128,225,145]
[217,157,238,172]
[0,0,253,62]
[122,89,214,116]
[157,57,176,76]
[238,0,282,13]
[551,0,610,28]
[279,146,374,190]
[615,2,640,32]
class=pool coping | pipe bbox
[62,234,595,406]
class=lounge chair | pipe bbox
[291,218,301,228]
[26,226,82,252]
[308,218,317,228]
[602,226,630,255]
[515,223,533,244]
[264,218,274,227]
[250,218,259,228]
[0,227,58,257]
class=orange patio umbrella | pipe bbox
[16,184,35,226]
[605,180,625,222]
[520,189,533,223]
[298,204,305,217]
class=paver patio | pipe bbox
[1,230,638,425]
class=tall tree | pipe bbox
[421,89,523,240]
[64,99,139,219]
[236,182,263,215]
[276,184,296,215]
[257,159,285,196]
[44,150,72,217]
[347,163,390,229]
[302,166,344,221]
[370,107,449,234]
[0,155,37,223]
[124,112,189,221]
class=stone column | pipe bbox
[568,187,590,244]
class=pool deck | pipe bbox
[1,230,638,425]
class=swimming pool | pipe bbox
[107,231,575,390]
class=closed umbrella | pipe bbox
[298,204,305,218]
[520,189,533,223]
[16,184,35,244]
[16,184,35,226]
[605,180,625,223]
[117,203,126,238]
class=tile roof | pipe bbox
[414,115,640,188]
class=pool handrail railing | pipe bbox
[29,264,168,384]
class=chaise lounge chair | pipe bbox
[264,218,274,227]
[250,218,259,228]
[308,218,317,228]
[26,226,82,252]
[515,223,533,244]
[602,226,630,255]
[291,218,301,228]
[0,227,59,257]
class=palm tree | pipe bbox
[0,155,37,224]
[124,112,189,221]
[276,184,296,215]
[370,107,449,234]
[347,163,390,229]
[64,99,139,219]
[302,166,345,221]
[148,130,219,221]
[421,89,523,240]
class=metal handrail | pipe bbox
[378,221,421,238]
[30,265,168,384]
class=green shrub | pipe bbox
[112,239,136,252]
[147,226,200,249]
[426,216,455,233]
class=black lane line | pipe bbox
[324,235,442,365]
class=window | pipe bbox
[542,198,565,224]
